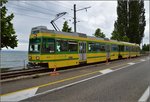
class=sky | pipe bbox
[2,0,150,51]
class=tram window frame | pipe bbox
[88,42,105,52]
[88,42,95,52]
[125,46,129,51]
[129,46,132,52]
[68,41,78,52]
[56,39,68,52]
[105,44,111,52]
[133,46,136,52]
[119,45,124,52]
[88,42,100,52]
[95,43,101,52]
[111,44,118,52]
[100,44,106,52]
[30,44,41,53]
[131,46,133,52]
[42,38,55,53]
[29,38,41,53]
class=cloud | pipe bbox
[3,1,149,51]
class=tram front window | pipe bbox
[29,38,41,53]
[30,44,40,52]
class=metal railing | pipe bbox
[1,59,28,71]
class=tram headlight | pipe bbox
[36,56,40,60]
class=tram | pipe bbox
[28,26,140,68]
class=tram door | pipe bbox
[79,42,87,61]
[106,44,111,60]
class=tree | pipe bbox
[142,44,150,51]
[111,0,146,45]
[94,28,105,38]
[139,0,146,44]
[62,21,72,32]
[111,22,121,41]
[1,0,18,49]
[122,36,129,42]
[127,1,140,44]
[111,0,128,41]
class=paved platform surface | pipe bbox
[1,56,150,102]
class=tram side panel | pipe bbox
[48,39,80,68]
[110,44,119,60]
[86,42,107,64]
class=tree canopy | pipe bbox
[142,44,150,51]
[1,0,18,49]
[94,28,105,38]
[111,0,146,45]
[62,21,72,33]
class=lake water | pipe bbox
[1,51,28,70]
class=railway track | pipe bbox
[1,67,50,80]
[1,55,148,80]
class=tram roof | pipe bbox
[31,26,139,46]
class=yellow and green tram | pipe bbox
[28,26,140,69]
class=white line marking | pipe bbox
[138,86,150,102]
[1,87,38,102]
[99,69,113,74]
[141,59,146,62]
[128,62,135,65]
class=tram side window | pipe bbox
[130,46,136,52]
[56,40,68,52]
[100,44,106,52]
[68,41,78,52]
[125,46,129,51]
[88,43,94,52]
[111,45,118,52]
[127,46,130,51]
[88,43,105,52]
[88,43,100,52]
[119,45,124,51]
[42,38,55,53]
[95,43,101,52]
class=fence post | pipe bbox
[24,60,26,69]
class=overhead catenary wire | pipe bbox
[55,1,73,7]
[7,1,75,22]
[7,1,99,33]
[8,1,82,21]
[8,11,51,20]
[21,1,60,14]
[49,1,72,10]
[8,2,56,16]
